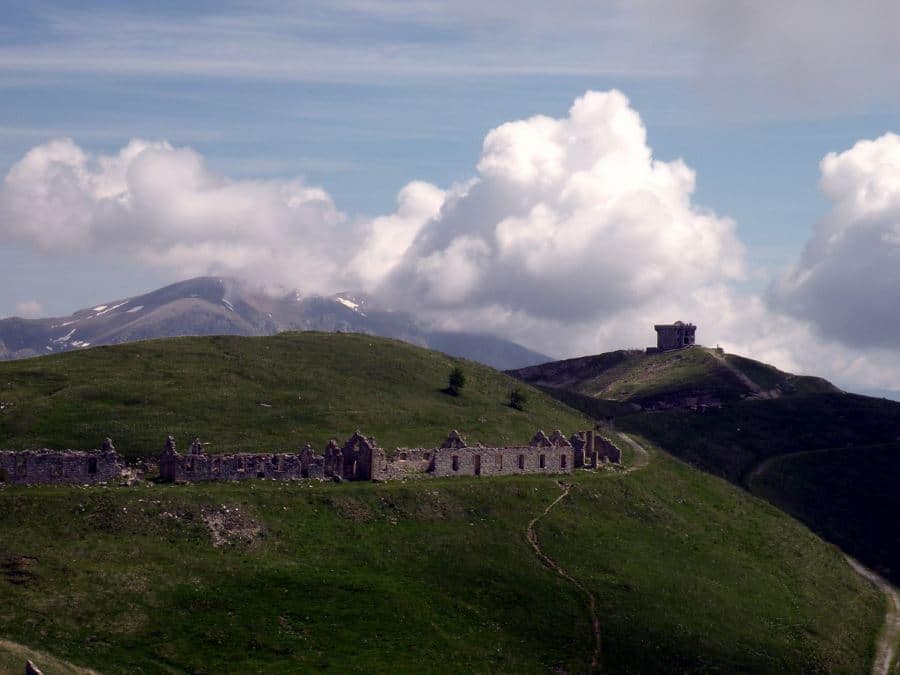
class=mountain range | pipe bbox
[0,276,549,370]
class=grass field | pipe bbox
[0,436,884,674]
[0,336,890,672]
[749,442,900,586]
[0,333,590,458]
[619,394,900,586]
[619,393,900,484]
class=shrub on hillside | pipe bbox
[447,367,466,396]
[508,387,528,411]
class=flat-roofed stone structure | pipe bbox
[647,321,696,353]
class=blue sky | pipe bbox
[1,1,899,394]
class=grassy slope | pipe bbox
[620,394,900,484]
[0,332,590,457]
[749,442,900,585]
[514,347,834,407]
[0,439,883,674]
[0,639,98,675]
[619,395,900,585]
[592,348,742,402]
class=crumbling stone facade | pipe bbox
[648,321,696,353]
[1,428,623,487]
[0,439,123,485]
[571,430,622,468]
[158,428,622,483]
[158,436,325,483]
[430,430,575,477]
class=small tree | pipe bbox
[508,386,528,411]
[447,366,466,396]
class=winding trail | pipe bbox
[0,638,100,674]
[747,449,900,675]
[526,481,602,671]
[617,433,650,474]
[745,446,838,487]
[709,349,764,395]
[525,433,651,672]
[844,557,900,675]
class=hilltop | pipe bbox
[508,345,837,409]
[0,332,583,458]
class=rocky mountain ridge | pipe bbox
[0,276,549,370]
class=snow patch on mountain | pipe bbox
[53,328,76,344]
[336,297,359,311]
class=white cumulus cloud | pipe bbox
[368,90,745,336]
[14,300,44,319]
[0,137,348,294]
[772,133,900,350]
[3,91,900,394]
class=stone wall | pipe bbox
[373,448,435,481]
[1,428,621,486]
[159,427,620,484]
[572,430,623,468]
[0,440,123,485]
[159,437,325,483]
[431,430,575,478]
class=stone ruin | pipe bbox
[0,438,123,486]
[570,430,622,467]
[159,429,623,483]
[0,429,623,486]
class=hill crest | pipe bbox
[508,345,839,409]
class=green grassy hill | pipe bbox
[509,346,835,408]
[0,332,590,457]
[0,336,891,673]
[749,442,900,588]
[511,345,900,589]
[0,438,883,674]
[618,394,900,585]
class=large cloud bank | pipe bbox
[355,91,746,356]
[773,133,900,350]
[0,138,348,295]
[370,91,744,316]
[1,90,898,391]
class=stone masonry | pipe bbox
[0,438,123,485]
[647,321,696,353]
[1,429,623,486]
[159,429,622,483]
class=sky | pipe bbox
[1,1,899,397]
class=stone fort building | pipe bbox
[647,321,696,353]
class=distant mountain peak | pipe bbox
[0,276,551,370]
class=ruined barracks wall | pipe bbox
[430,429,577,478]
[431,444,572,477]
[372,448,435,481]
[158,438,325,483]
[0,447,123,485]
[572,430,623,468]
[158,428,621,484]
